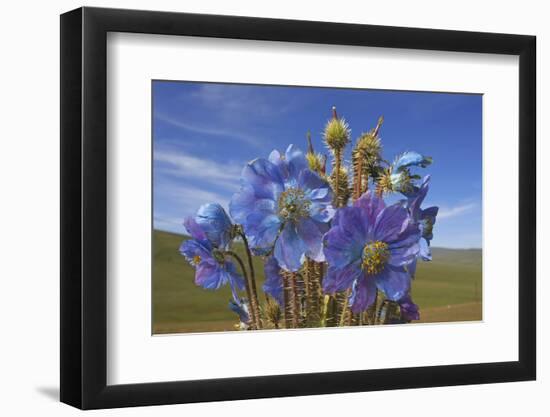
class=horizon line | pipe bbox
[152,227,482,251]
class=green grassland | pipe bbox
[153,230,482,334]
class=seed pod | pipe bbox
[323,117,351,153]
[329,165,351,206]
[263,298,282,329]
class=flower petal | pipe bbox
[323,207,366,270]
[195,203,233,248]
[183,217,208,241]
[229,299,250,323]
[393,151,432,172]
[195,262,225,289]
[309,201,336,223]
[354,190,386,232]
[285,144,307,182]
[350,275,377,313]
[225,261,245,290]
[299,169,327,193]
[229,185,276,225]
[298,170,335,223]
[419,238,432,261]
[407,258,418,278]
[297,218,328,262]
[374,203,412,243]
[399,294,420,321]
[268,149,289,178]
[407,175,430,219]
[323,260,362,294]
[245,212,281,253]
[263,256,284,305]
[179,238,212,264]
[388,241,420,267]
[274,222,307,271]
[241,158,284,200]
[374,264,411,301]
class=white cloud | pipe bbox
[153,216,185,234]
[154,149,242,189]
[154,182,233,227]
[437,202,477,219]
[189,83,293,118]
[155,112,263,148]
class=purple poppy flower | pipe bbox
[407,175,439,266]
[179,217,244,300]
[390,151,432,196]
[230,145,335,271]
[323,191,420,313]
[263,256,284,305]
[393,151,432,172]
[399,294,420,321]
[194,203,234,249]
[229,298,251,329]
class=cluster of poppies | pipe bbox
[180,109,438,330]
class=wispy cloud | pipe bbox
[154,149,242,190]
[154,182,233,227]
[437,202,477,220]
[188,83,294,118]
[155,112,263,148]
[153,216,185,234]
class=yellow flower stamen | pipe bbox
[192,255,201,265]
[278,187,311,221]
[362,241,390,275]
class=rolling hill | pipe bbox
[153,230,482,334]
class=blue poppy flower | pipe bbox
[388,151,432,196]
[194,203,234,249]
[398,293,420,322]
[407,175,439,266]
[393,151,432,172]
[323,191,420,313]
[229,298,251,329]
[263,256,284,305]
[230,145,335,271]
[179,217,244,300]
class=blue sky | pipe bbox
[153,81,482,249]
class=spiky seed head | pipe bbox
[355,132,382,162]
[306,152,325,174]
[330,166,352,206]
[306,131,314,154]
[264,298,282,329]
[320,154,327,174]
[372,115,384,137]
[376,167,413,196]
[396,170,414,194]
[376,167,394,196]
[323,118,351,152]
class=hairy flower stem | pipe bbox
[295,273,307,327]
[353,156,363,201]
[288,272,300,328]
[321,295,330,327]
[281,272,292,328]
[224,250,257,330]
[334,291,351,326]
[238,232,262,329]
[326,296,338,327]
[339,290,351,327]
[304,259,322,326]
[334,149,342,208]
[366,289,379,325]
[264,297,281,329]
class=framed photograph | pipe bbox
[60,6,536,409]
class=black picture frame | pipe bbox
[60,6,536,410]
